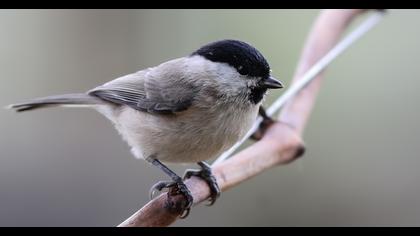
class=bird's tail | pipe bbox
[6,93,105,112]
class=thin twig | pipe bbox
[118,9,385,227]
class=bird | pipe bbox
[8,39,284,217]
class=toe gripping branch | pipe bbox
[184,161,221,206]
[149,159,220,218]
[149,159,193,218]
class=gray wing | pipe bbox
[88,67,198,114]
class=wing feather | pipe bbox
[88,60,198,114]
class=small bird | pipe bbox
[8,39,283,217]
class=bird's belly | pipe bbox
[114,105,259,163]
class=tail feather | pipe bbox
[7,93,104,112]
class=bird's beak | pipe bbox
[263,76,284,89]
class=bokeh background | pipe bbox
[1,9,419,226]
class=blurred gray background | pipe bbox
[1,9,419,226]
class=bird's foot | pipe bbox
[183,161,220,206]
[149,178,193,218]
[251,106,275,141]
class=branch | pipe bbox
[279,9,366,135]
[118,9,377,227]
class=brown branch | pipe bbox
[118,9,369,227]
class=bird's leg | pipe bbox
[183,161,220,206]
[148,158,193,218]
[251,106,275,141]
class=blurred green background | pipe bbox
[1,9,420,226]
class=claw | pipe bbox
[148,159,194,218]
[149,179,193,218]
[149,181,174,200]
[184,162,220,206]
[179,208,190,219]
[206,198,216,206]
[149,188,157,200]
[172,182,193,209]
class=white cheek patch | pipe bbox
[246,78,260,87]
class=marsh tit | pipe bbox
[9,39,283,217]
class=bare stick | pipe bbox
[118,9,384,227]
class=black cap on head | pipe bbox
[191,39,270,79]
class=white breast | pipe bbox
[111,103,259,163]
